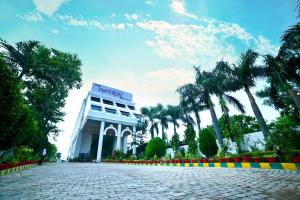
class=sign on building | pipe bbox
[92,83,133,101]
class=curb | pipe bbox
[0,164,37,176]
[104,162,300,171]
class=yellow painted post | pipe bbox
[242,163,251,168]
[203,163,209,168]
[227,163,235,168]
[214,163,221,168]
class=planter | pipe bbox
[203,158,209,163]
[233,157,241,163]
[252,157,261,163]
[191,159,197,163]
[266,157,276,163]
[209,159,214,163]
[184,159,189,163]
[224,158,232,162]
[242,157,250,162]
[219,158,226,162]
[292,157,300,163]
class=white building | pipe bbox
[68,83,142,162]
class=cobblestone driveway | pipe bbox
[0,163,300,200]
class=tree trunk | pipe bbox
[150,122,154,139]
[173,123,177,135]
[194,110,201,135]
[244,87,269,138]
[162,126,165,140]
[287,88,300,112]
[208,98,223,148]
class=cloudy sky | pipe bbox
[0,0,298,158]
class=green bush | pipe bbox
[266,115,300,150]
[184,125,197,155]
[199,127,218,157]
[145,137,166,159]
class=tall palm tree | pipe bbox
[193,68,224,147]
[222,49,270,138]
[154,103,170,140]
[0,38,39,79]
[210,61,246,137]
[166,105,181,136]
[257,54,300,112]
[140,106,159,139]
[176,83,205,135]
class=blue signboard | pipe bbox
[92,83,133,101]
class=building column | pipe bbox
[132,126,136,156]
[74,130,83,157]
[116,124,122,150]
[96,121,105,162]
[123,136,127,154]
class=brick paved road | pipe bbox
[0,163,300,200]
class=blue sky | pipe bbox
[0,0,298,157]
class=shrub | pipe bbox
[199,127,218,157]
[266,115,300,150]
[145,137,166,159]
[184,125,197,155]
[112,150,125,160]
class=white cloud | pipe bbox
[17,12,44,22]
[52,28,60,34]
[112,23,126,30]
[125,13,139,21]
[33,0,66,17]
[56,14,105,30]
[146,0,152,5]
[170,0,198,19]
[256,35,279,56]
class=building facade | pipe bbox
[68,83,142,162]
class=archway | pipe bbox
[102,126,117,158]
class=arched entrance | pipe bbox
[102,126,117,159]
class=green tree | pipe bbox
[0,55,40,150]
[176,84,204,134]
[140,106,159,139]
[145,137,166,159]
[166,105,181,136]
[154,103,170,140]
[199,127,218,157]
[0,39,82,149]
[220,49,270,138]
[184,125,197,155]
[171,132,180,153]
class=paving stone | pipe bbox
[0,163,300,199]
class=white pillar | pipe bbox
[123,136,127,154]
[116,124,122,150]
[96,121,105,162]
[132,126,136,156]
[74,130,83,157]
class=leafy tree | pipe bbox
[266,115,300,150]
[199,127,218,157]
[184,125,197,155]
[0,39,82,150]
[171,132,180,153]
[145,137,166,159]
[0,55,40,150]
[166,105,181,136]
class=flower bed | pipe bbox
[0,160,38,170]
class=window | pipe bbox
[91,105,102,111]
[103,99,114,105]
[116,103,126,108]
[105,108,116,114]
[128,105,135,110]
[121,111,130,117]
[134,114,142,119]
[91,96,100,102]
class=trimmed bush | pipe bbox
[199,128,218,157]
[145,137,166,159]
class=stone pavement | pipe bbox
[0,163,300,200]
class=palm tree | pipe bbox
[140,106,159,139]
[209,61,246,137]
[193,68,224,147]
[257,54,300,112]
[166,105,181,136]
[222,49,270,138]
[177,84,206,135]
[0,38,39,79]
[154,103,170,140]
